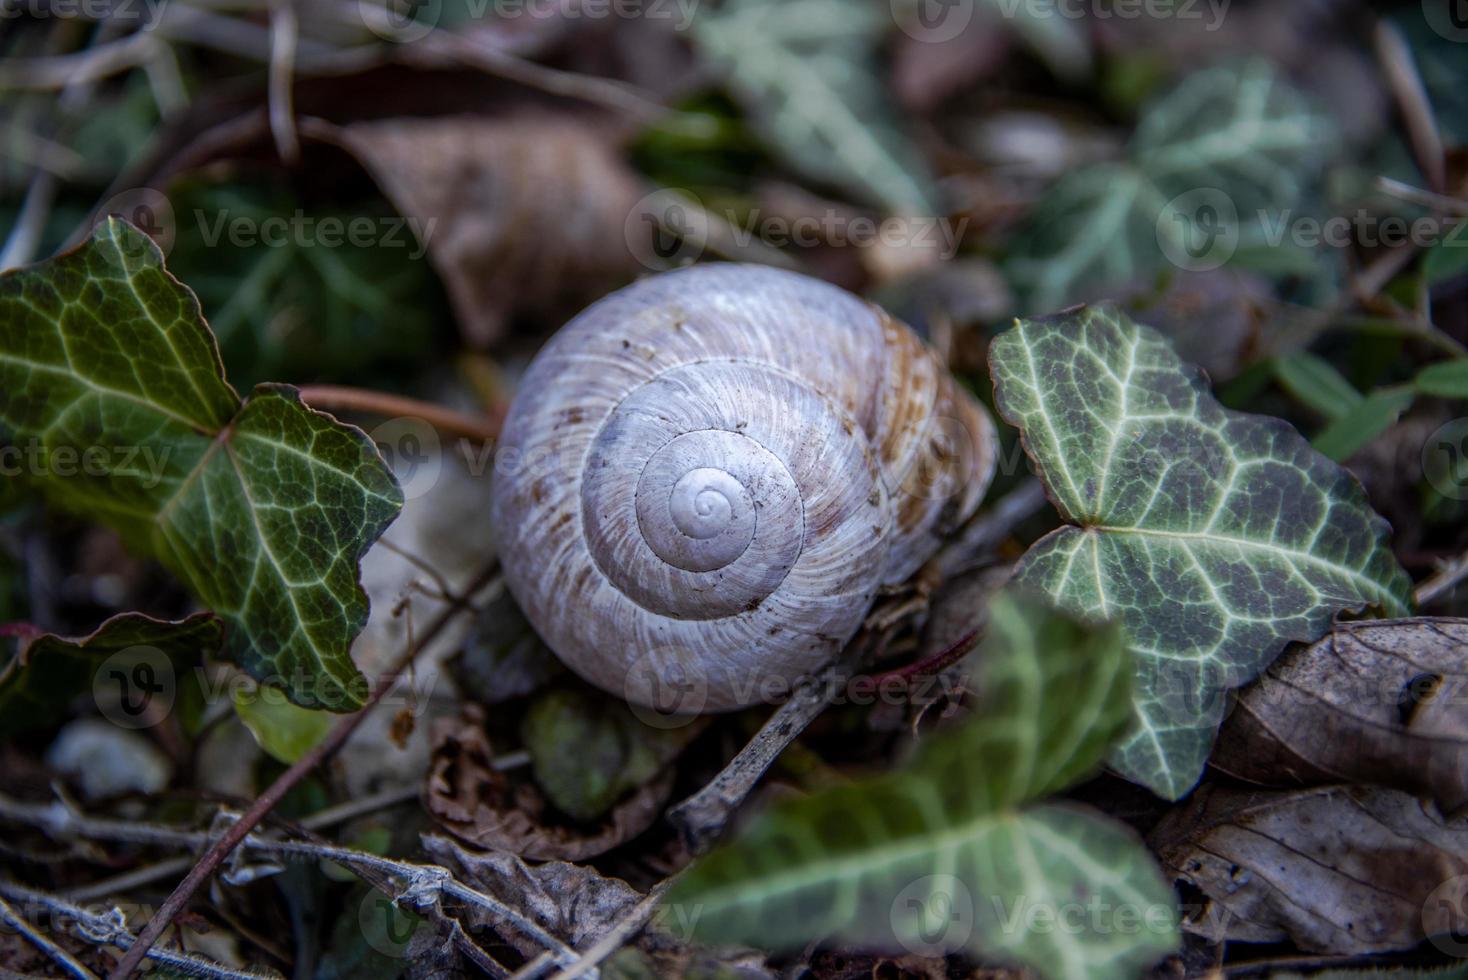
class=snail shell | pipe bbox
[490,265,996,712]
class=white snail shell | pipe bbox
[490,265,997,712]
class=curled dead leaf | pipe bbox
[421,833,640,959]
[424,705,672,861]
[328,115,645,347]
[1152,783,1468,954]
[1212,618,1468,815]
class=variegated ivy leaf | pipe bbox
[1006,60,1336,312]
[0,218,403,710]
[694,0,939,215]
[988,306,1413,799]
[666,590,1179,980]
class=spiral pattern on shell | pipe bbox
[491,265,997,711]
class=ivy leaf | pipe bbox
[234,686,335,764]
[521,687,699,822]
[988,306,1413,799]
[0,218,404,710]
[0,612,223,738]
[164,180,447,391]
[694,0,939,214]
[666,590,1179,980]
[1006,60,1336,312]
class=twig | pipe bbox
[65,786,421,903]
[0,894,99,980]
[0,881,273,980]
[0,792,576,971]
[267,0,301,164]
[407,30,669,124]
[666,660,854,854]
[0,171,59,272]
[0,31,161,90]
[296,384,502,443]
[1416,548,1468,607]
[107,560,501,978]
[1375,176,1468,217]
[1375,19,1446,194]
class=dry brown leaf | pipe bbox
[424,706,672,861]
[1151,783,1468,954]
[421,833,641,958]
[330,115,645,347]
[1211,618,1468,815]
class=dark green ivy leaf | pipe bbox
[1005,61,1336,311]
[667,590,1178,980]
[693,0,939,215]
[988,306,1413,799]
[0,611,223,738]
[0,218,404,710]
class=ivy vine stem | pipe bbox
[297,383,503,443]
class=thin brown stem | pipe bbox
[297,384,503,443]
[107,560,500,978]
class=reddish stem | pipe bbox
[869,626,981,685]
[108,562,499,979]
[297,384,503,444]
